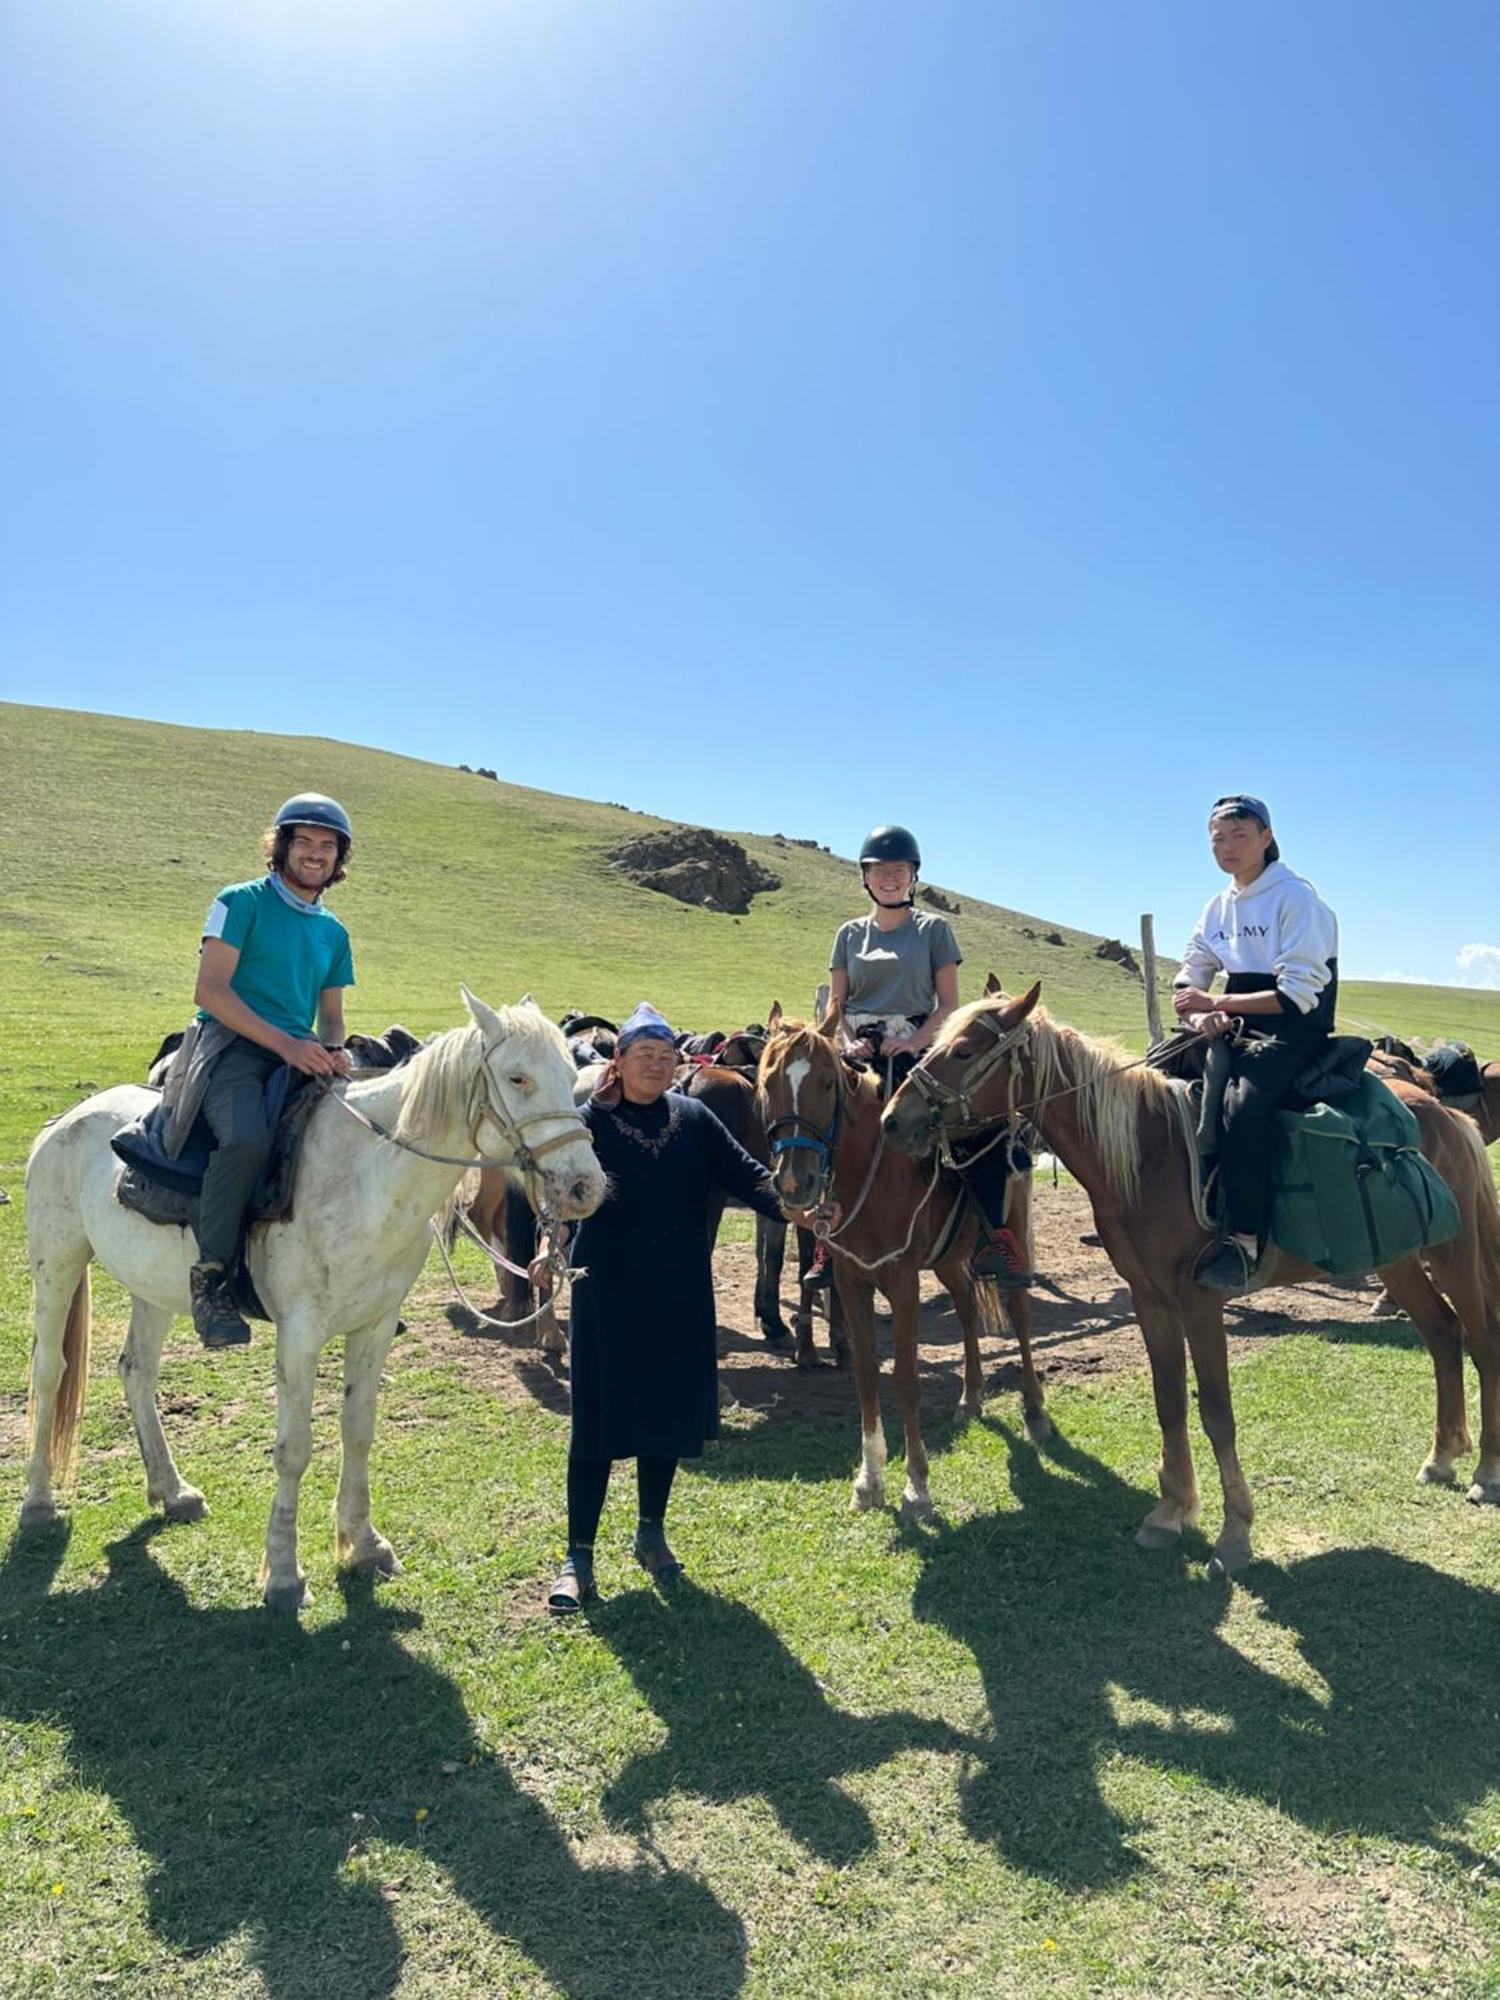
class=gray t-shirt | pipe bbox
[829,911,962,1020]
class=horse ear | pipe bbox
[768,1001,783,1031]
[983,970,1003,996]
[461,985,503,1037]
[819,999,843,1041]
[1000,980,1042,1026]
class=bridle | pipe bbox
[902,1009,1033,1138]
[762,1046,845,1211]
[322,1032,589,1209]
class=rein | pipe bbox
[905,1012,1214,1143]
[319,1034,592,1332]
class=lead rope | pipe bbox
[429,1214,579,1335]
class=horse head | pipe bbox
[882,980,1042,1158]
[758,1001,851,1212]
[459,988,607,1221]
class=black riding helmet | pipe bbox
[859,825,921,908]
[859,825,921,869]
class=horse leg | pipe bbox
[827,1276,849,1368]
[336,1315,404,1577]
[755,1214,794,1347]
[839,1269,886,1510]
[259,1319,322,1613]
[888,1269,933,1521]
[119,1296,207,1523]
[534,1265,564,1357]
[21,1236,93,1530]
[1180,1290,1253,1574]
[935,1261,988,1422]
[1380,1255,1471,1486]
[1002,1282,1051,1441]
[1132,1302,1203,1552]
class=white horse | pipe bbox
[21,989,606,1610]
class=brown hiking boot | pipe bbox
[190,1262,252,1349]
[970,1225,1033,1292]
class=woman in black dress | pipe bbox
[547,1002,805,1613]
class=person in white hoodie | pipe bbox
[1172,794,1339,1291]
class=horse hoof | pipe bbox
[263,1578,312,1615]
[19,1498,60,1530]
[356,1544,403,1580]
[1466,1481,1500,1508]
[1209,1536,1252,1578]
[163,1490,209,1524]
[850,1484,883,1514]
[1418,1461,1460,1488]
[1135,1520,1181,1552]
[1024,1410,1053,1444]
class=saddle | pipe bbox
[112,1024,424,1318]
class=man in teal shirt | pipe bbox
[189,793,357,1348]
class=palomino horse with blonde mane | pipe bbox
[884,983,1500,1573]
[758,1002,1046,1520]
[21,990,605,1609]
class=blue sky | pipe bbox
[2,2,1495,982]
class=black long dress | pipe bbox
[568,1090,784,1462]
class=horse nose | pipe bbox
[568,1175,592,1209]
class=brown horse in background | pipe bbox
[883,984,1500,1574]
[759,1003,1046,1520]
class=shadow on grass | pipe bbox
[0,1522,745,2000]
[594,1580,969,1863]
[907,1425,1500,1888]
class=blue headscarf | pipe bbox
[617,1001,676,1052]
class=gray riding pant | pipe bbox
[196,1037,286,1267]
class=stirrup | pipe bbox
[1192,1236,1258,1295]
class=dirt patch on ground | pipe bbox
[1251,1859,1474,1976]
[408,1183,1403,1423]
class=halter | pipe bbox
[764,1086,844,1209]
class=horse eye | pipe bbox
[508,1073,528,1089]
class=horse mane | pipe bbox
[936,999,1169,1204]
[391,1005,564,1143]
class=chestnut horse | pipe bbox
[883,984,1500,1574]
[758,1003,1046,1519]
[1369,1045,1500,1148]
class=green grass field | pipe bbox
[3,701,1499,1998]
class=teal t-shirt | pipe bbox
[197,874,355,1039]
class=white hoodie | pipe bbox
[1176,861,1338,1019]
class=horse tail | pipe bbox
[28,1268,92,1484]
[1452,1112,1500,1296]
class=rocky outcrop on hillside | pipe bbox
[1095,937,1142,978]
[608,827,781,915]
[919,886,961,914]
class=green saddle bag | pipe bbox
[1270,1073,1461,1277]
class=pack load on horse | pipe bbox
[759,999,1046,1522]
[828,823,1033,1290]
[22,989,606,1607]
[883,979,1500,1574]
[1370,1036,1500,1148]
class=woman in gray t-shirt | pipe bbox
[823,824,1031,1288]
[828,825,960,1060]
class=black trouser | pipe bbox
[566,1454,679,1551]
[1219,1031,1324,1239]
[196,1038,285,1267]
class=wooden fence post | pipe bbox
[1141,914,1164,1046]
[814,982,830,1025]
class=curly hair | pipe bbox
[260,823,351,886]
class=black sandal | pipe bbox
[633,1532,685,1582]
[546,1556,598,1616]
